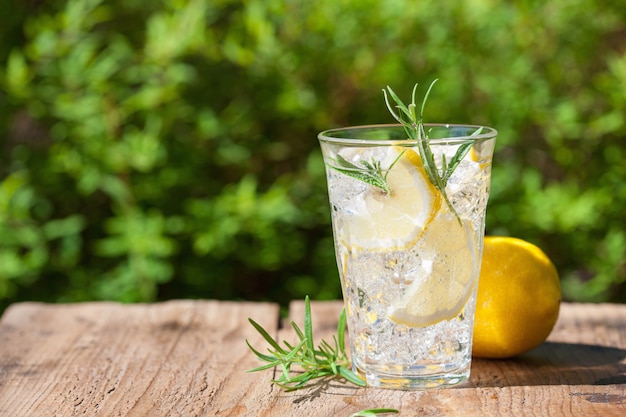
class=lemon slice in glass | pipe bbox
[388,212,478,327]
[340,147,441,251]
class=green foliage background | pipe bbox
[0,0,625,310]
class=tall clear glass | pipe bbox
[318,124,497,389]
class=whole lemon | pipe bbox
[472,236,561,358]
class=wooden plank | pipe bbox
[0,300,280,417]
[249,302,626,416]
[0,301,624,416]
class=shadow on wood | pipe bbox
[469,341,626,388]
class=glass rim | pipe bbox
[318,123,497,145]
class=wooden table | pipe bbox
[0,300,624,416]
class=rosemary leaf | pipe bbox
[339,365,366,387]
[304,295,315,354]
[442,142,473,184]
[337,307,347,354]
[247,318,286,354]
[349,408,399,417]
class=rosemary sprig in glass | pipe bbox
[326,80,483,223]
[327,152,405,195]
[246,296,366,391]
[383,79,483,221]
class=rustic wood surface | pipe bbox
[0,300,624,416]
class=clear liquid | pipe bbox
[325,144,493,389]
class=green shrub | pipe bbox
[0,0,624,309]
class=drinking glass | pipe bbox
[318,124,497,389]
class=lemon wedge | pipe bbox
[388,212,478,327]
[339,147,441,251]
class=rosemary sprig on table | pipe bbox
[349,409,399,417]
[246,300,400,416]
[246,296,365,390]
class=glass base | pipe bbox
[354,361,471,390]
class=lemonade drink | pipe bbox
[319,124,497,389]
